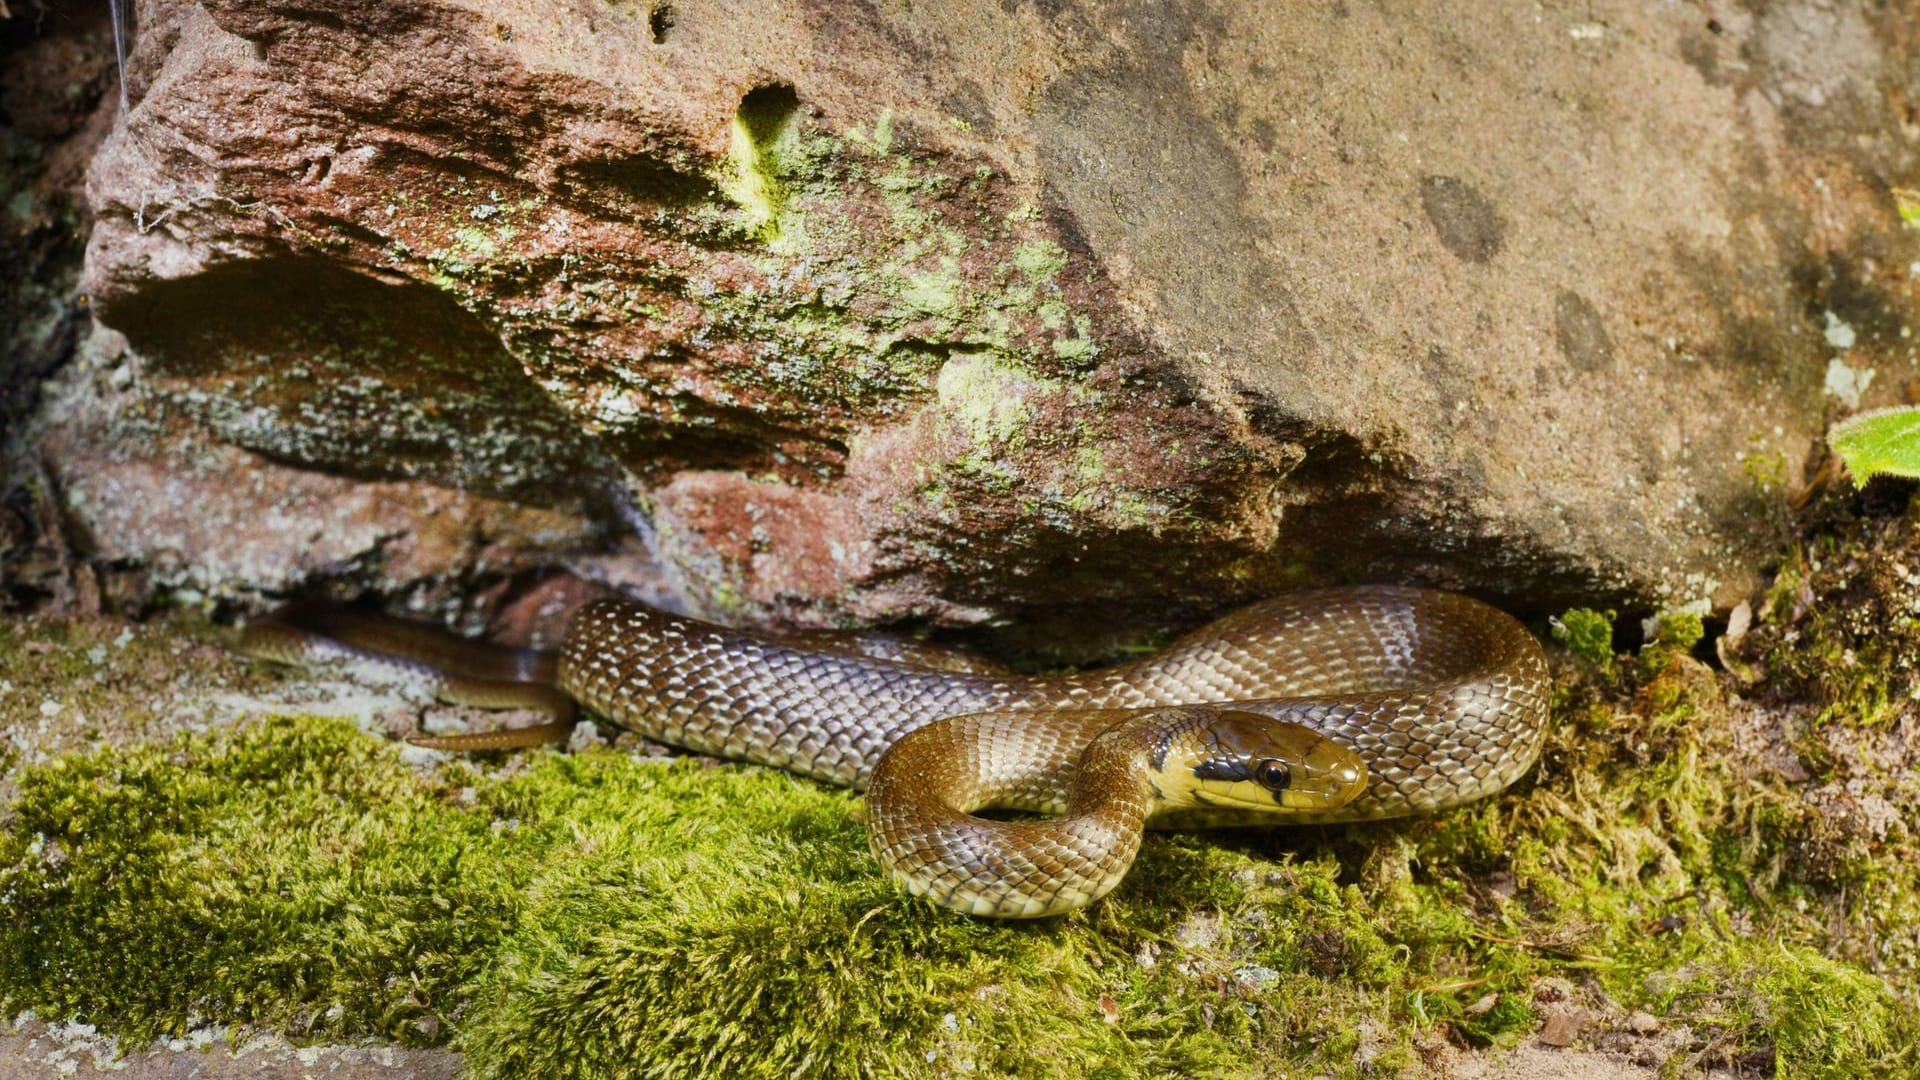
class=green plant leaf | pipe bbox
[1829,405,1920,486]
[1895,187,1920,229]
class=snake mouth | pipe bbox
[1272,745,1369,812]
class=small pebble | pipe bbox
[1135,942,1159,970]
[1486,870,1517,902]
[1538,1008,1585,1047]
[1234,965,1279,990]
[1627,1010,1662,1035]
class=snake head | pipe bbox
[1157,708,1368,814]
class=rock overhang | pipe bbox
[62,0,1920,647]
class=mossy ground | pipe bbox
[6,493,1920,1078]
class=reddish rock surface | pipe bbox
[11,0,1920,644]
[28,322,608,625]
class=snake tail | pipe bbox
[239,605,576,749]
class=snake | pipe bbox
[240,585,1551,918]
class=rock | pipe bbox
[1,1,118,464]
[1485,870,1519,904]
[46,0,1920,639]
[1536,1006,1586,1048]
[0,1014,461,1080]
[35,323,606,619]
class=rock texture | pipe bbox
[28,322,616,626]
[1,2,115,441]
[46,0,1920,639]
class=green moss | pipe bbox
[1650,609,1705,650]
[0,717,513,1044]
[1742,447,1789,490]
[1757,946,1910,1075]
[1645,940,1913,1077]
[1751,532,1919,729]
[1550,608,1616,676]
[15,511,1920,1077]
[0,716,1440,1076]
[7,670,1916,1078]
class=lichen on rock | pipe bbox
[47,0,1920,639]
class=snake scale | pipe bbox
[243,585,1551,918]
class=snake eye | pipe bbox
[1255,759,1291,792]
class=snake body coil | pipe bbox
[245,586,1550,918]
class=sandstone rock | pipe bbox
[1536,1006,1586,1048]
[57,0,1920,641]
[35,324,607,624]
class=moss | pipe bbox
[13,488,1920,1074]
[0,717,514,1044]
[8,645,1919,1078]
[1650,609,1704,650]
[1549,607,1616,676]
[1755,946,1910,1075]
[1747,501,1920,727]
[1741,447,1789,490]
[1645,940,1913,1077]
[0,717,1443,1076]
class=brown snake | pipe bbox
[242,586,1551,918]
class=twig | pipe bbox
[1468,928,1613,965]
[1415,975,1493,995]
